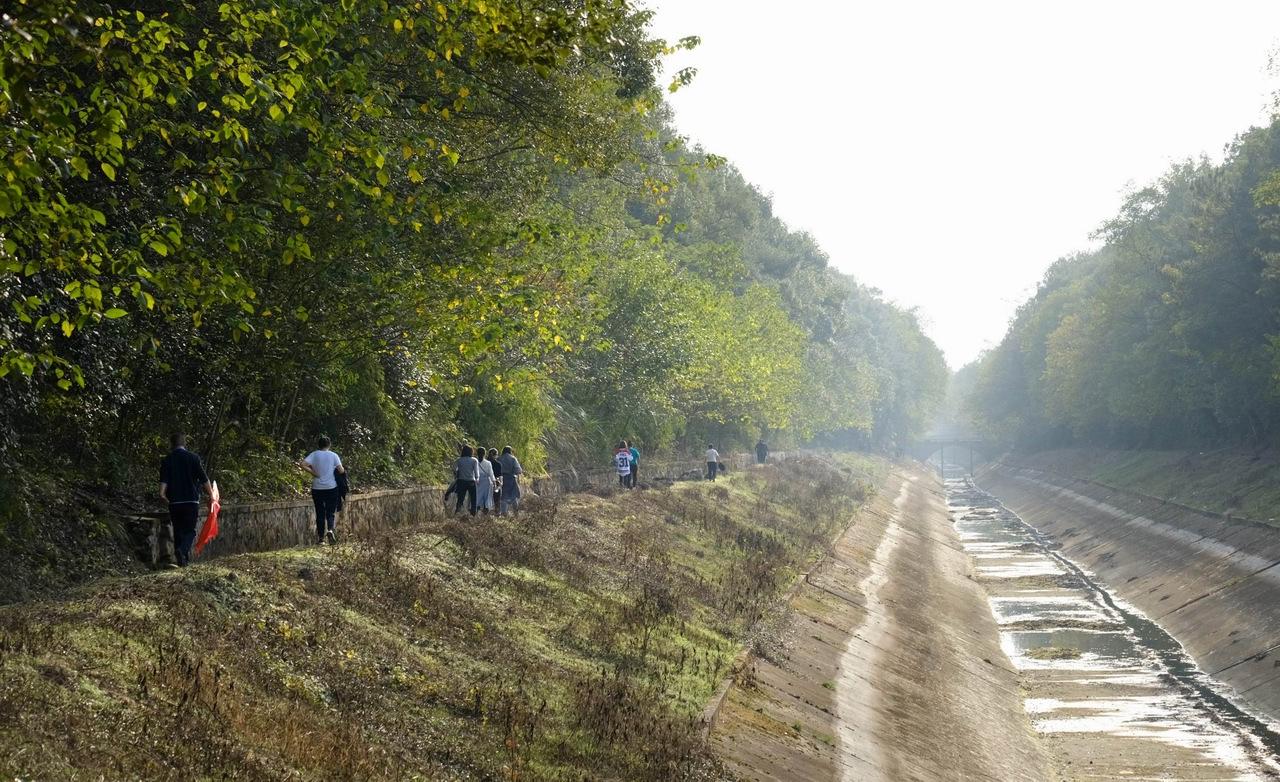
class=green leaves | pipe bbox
[970,122,1280,447]
[0,0,955,547]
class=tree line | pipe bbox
[0,0,946,515]
[966,118,1280,449]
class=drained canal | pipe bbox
[946,475,1280,780]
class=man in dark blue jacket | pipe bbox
[159,432,214,568]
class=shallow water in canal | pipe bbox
[946,474,1280,780]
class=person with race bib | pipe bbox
[614,441,632,488]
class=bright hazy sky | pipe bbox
[647,1,1280,368]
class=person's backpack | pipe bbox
[718,461,728,474]
[335,469,350,511]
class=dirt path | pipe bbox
[710,464,1049,781]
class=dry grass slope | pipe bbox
[0,455,882,781]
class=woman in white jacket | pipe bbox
[476,446,496,514]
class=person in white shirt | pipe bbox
[299,435,345,545]
[705,444,720,481]
[613,441,632,487]
[476,446,496,513]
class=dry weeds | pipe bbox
[0,455,874,781]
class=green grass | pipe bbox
[0,454,882,781]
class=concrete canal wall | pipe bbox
[710,464,1049,781]
[982,461,1280,723]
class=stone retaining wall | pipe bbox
[127,486,446,566]
[128,452,775,567]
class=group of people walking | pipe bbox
[159,430,769,566]
[448,445,523,516]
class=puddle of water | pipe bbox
[1027,695,1269,773]
[976,559,1067,579]
[1063,672,1167,687]
[944,473,1280,780]
[990,595,1115,625]
[1006,629,1138,659]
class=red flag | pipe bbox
[195,482,221,556]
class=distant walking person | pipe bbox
[498,446,523,515]
[614,441,632,488]
[705,444,720,481]
[476,446,496,514]
[159,432,215,568]
[300,435,345,545]
[755,439,769,464]
[627,441,640,489]
[453,445,481,516]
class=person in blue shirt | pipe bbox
[498,446,523,515]
[159,432,215,568]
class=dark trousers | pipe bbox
[454,479,477,515]
[312,487,340,540]
[706,461,718,481]
[500,477,519,515]
[168,503,199,566]
[628,464,638,488]
[618,472,629,487]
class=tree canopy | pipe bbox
[965,119,1280,449]
[1,0,945,511]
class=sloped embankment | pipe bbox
[983,461,1280,723]
[709,464,1049,781]
[0,456,877,781]
[996,447,1280,523]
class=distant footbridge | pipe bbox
[907,437,1001,474]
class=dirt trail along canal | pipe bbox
[949,475,1280,780]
